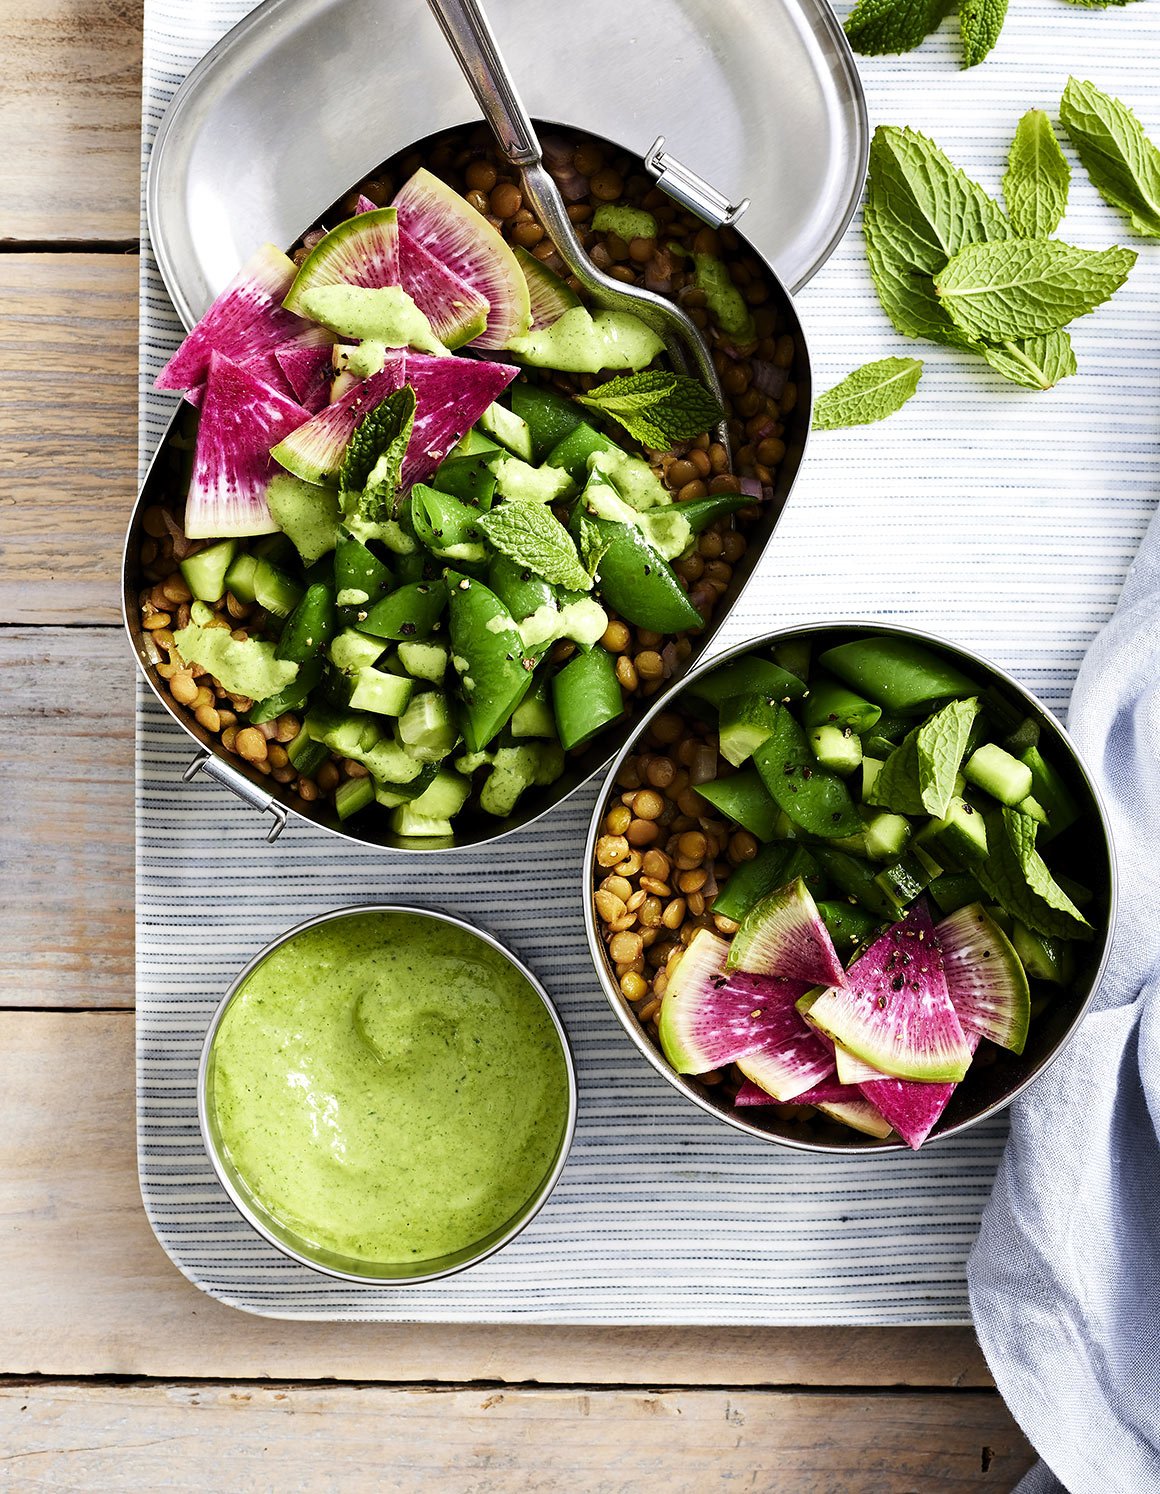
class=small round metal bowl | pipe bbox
[198,903,577,1283]
[584,622,1117,1154]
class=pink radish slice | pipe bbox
[402,352,518,489]
[156,243,311,394]
[269,354,407,486]
[398,227,490,349]
[726,877,847,988]
[275,340,336,413]
[736,1078,893,1141]
[858,1031,981,1150]
[184,353,309,539]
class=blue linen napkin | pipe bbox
[968,504,1160,1493]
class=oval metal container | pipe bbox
[583,623,1118,1154]
[147,0,868,320]
[198,903,577,1283]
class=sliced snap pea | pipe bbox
[248,658,322,724]
[710,843,791,923]
[334,534,392,612]
[551,645,624,750]
[693,769,781,841]
[801,677,882,735]
[488,553,555,622]
[361,580,448,641]
[687,656,806,710]
[409,484,487,562]
[275,582,337,664]
[672,492,751,534]
[543,420,619,479]
[581,512,702,633]
[819,637,977,713]
[431,452,498,509]
[510,381,585,460]
[751,702,862,838]
[446,572,536,752]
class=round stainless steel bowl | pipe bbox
[583,622,1117,1154]
[198,903,577,1283]
[123,119,814,851]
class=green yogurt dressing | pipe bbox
[209,910,570,1267]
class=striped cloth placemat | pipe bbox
[136,0,1160,1320]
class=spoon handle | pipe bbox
[424,0,542,167]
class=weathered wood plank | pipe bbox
[0,256,138,626]
[1,0,142,243]
[0,1382,1034,1490]
[0,1010,995,1387]
[0,630,134,1006]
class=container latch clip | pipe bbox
[183,750,289,843]
[644,137,750,229]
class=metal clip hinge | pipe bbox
[183,750,289,843]
[644,137,750,229]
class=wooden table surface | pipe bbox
[0,2,1036,1486]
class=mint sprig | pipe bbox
[845,0,1137,66]
[1061,77,1160,238]
[339,387,416,523]
[575,371,723,450]
[812,357,923,431]
[476,502,591,592]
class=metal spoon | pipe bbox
[424,0,730,452]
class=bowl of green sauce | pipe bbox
[198,905,577,1283]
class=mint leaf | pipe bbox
[916,697,980,818]
[575,371,723,449]
[844,0,953,55]
[975,808,1092,938]
[812,357,923,431]
[477,502,591,591]
[865,731,925,815]
[1060,77,1160,237]
[577,514,612,578]
[339,387,416,524]
[1004,110,1070,238]
[980,331,1077,389]
[863,126,1010,346]
[934,238,1136,340]
[959,0,1009,67]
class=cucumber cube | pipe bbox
[391,804,454,838]
[719,693,778,767]
[964,743,1034,806]
[916,795,989,869]
[409,768,471,821]
[329,628,386,674]
[334,775,374,821]
[347,667,414,717]
[180,539,237,603]
[862,811,910,862]
[809,723,862,778]
[397,691,458,762]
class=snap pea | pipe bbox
[580,512,703,633]
[672,492,752,534]
[510,381,585,460]
[275,583,337,664]
[810,846,906,920]
[334,534,392,611]
[551,645,623,750]
[687,656,806,710]
[360,580,448,641]
[487,553,555,622]
[819,637,976,713]
[544,421,619,479]
[409,484,487,563]
[248,658,323,724]
[815,900,882,956]
[446,572,536,752]
[711,843,791,923]
[693,769,780,841]
[431,452,498,509]
[801,677,882,735]
[751,702,862,838]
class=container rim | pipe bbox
[582,619,1119,1156]
[197,901,578,1283]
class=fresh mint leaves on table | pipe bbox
[1061,77,1160,237]
[476,502,592,592]
[846,0,1137,67]
[812,357,923,431]
[339,387,416,523]
[863,119,1137,391]
[575,371,724,449]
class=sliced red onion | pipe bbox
[701,864,719,900]
[690,744,718,786]
[541,135,574,168]
[301,228,326,252]
[750,359,788,398]
[739,477,763,500]
[751,418,776,441]
[162,509,201,560]
[661,641,680,679]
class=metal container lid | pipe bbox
[148,0,867,325]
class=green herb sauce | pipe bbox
[209,910,570,1265]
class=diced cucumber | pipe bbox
[287,724,330,777]
[348,667,414,716]
[329,628,385,674]
[358,738,424,785]
[180,539,237,603]
[915,795,988,869]
[303,706,381,759]
[373,782,413,809]
[409,768,472,821]
[391,804,454,838]
[478,402,534,461]
[809,723,863,778]
[1012,923,1076,985]
[862,757,885,798]
[334,775,375,821]
[911,842,944,881]
[1017,794,1049,825]
[397,691,458,762]
[718,693,778,767]
[928,873,983,915]
[224,552,259,604]
[802,677,881,735]
[964,743,1034,806]
[1019,744,1080,841]
[873,851,935,908]
[511,679,556,739]
[252,558,302,620]
[397,639,449,682]
[862,811,910,862]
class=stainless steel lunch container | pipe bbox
[198,903,577,1283]
[583,623,1118,1154]
[125,0,868,849]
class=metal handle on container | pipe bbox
[424,0,542,166]
[645,138,750,228]
[183,751,289,843]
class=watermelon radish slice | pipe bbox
[859,1031,981,1149]
[156,244,312,394]
[515,244,581,328]
[735,1079,893,1139]
[275,338,335,412]
[399,227,490,349]
[270,354,405,485]
[402,352,518,489]
[394,168,531,350]
[936,903,1031,1054]
[354,194,378,214]
[283,208,401,316]
[725,878,847,988]
[731,995,837,1101]
[833,1043,889,1085]
[185,353,309,538]
[806,901,974,1083]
